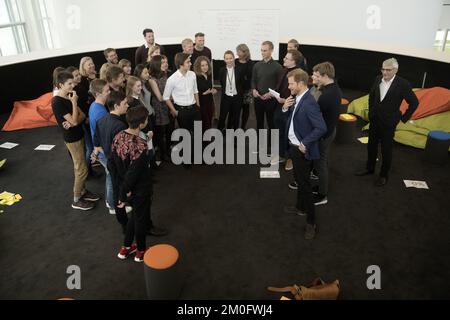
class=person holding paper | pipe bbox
[282,69,326,240]
[271,50,304,169]
[355,58,418,186]
[252,41,283,152]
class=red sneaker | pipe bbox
[117,244,137,260]
[134,250,145,262]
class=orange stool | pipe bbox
[336,114,357,144]
[144,244,181,299]
[340,98,350,114]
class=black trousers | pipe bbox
[290,145,315,225]
[218,95,242,131]
[274,107,289,158]
[241,103,250,129]
[367,119,396,178]
[154,123,173,159]
[175,104,200,163]
[124,193,152,252]
[255,98,277,151]
[175,105,199,132]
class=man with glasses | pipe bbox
[356,58,418,186]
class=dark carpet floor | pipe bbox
[0,92,449,300]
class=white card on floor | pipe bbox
[0,142,19,149]
[260,168,280,179]
[35,144,55,151]
[404,180,429,189]
[156,161,162,166]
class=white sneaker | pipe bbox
[109,208,116,215]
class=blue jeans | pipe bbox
[82,124,94,172]
[99,154,114,209]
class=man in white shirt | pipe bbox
[164,53,200,164]
[356,58,418,186]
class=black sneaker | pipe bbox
[81,190,101,202]
[288,181,298,190]
[314,194,328,206]
[312,186,319,195]
[72,199,95,211]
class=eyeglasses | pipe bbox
[381,68,394,72]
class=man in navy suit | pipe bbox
[283,69,327,240]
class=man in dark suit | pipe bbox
[135,29,163,66]
[283,69,327,240]
[356,58,418,186]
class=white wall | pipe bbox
[1,0,448,65]
[439,3,450,29]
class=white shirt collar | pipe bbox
[295,89,309,104]
[382,75,396,85]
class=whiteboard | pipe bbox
[199,9,280,60]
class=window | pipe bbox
[35,0,54,49]
[446,32,450,52]
[0,0,29,56]
[434,29,450,52]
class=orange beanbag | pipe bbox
[401,87,450,120]
[2,92,57,131]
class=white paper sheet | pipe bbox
[268,88,280,100]
[0,142,19,149]
[260,168,280,179]
[403,180,429,189]
[35,144,55,151]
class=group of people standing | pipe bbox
[51,26,419,262]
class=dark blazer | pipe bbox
[285,91,327,160]
[219,66,245,96]
[368,75,419,128]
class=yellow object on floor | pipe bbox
[0,159,6,169]
[0,192,22,206]
[358,137,369,144]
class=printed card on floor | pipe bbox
[0,142,19,149]
[260,168,280,179]
[35,144,55,151]
[403,180,429,189]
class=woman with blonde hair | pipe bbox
[79,57,97,80]
[126,76,145,109]
[193,56,216,131]
[147,44,161,62]
[119,59,132,81]
[235,44,254,129]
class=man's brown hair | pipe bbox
[287,68,309,85]
[313,62,335,79]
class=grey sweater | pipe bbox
[251,58,282,95]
